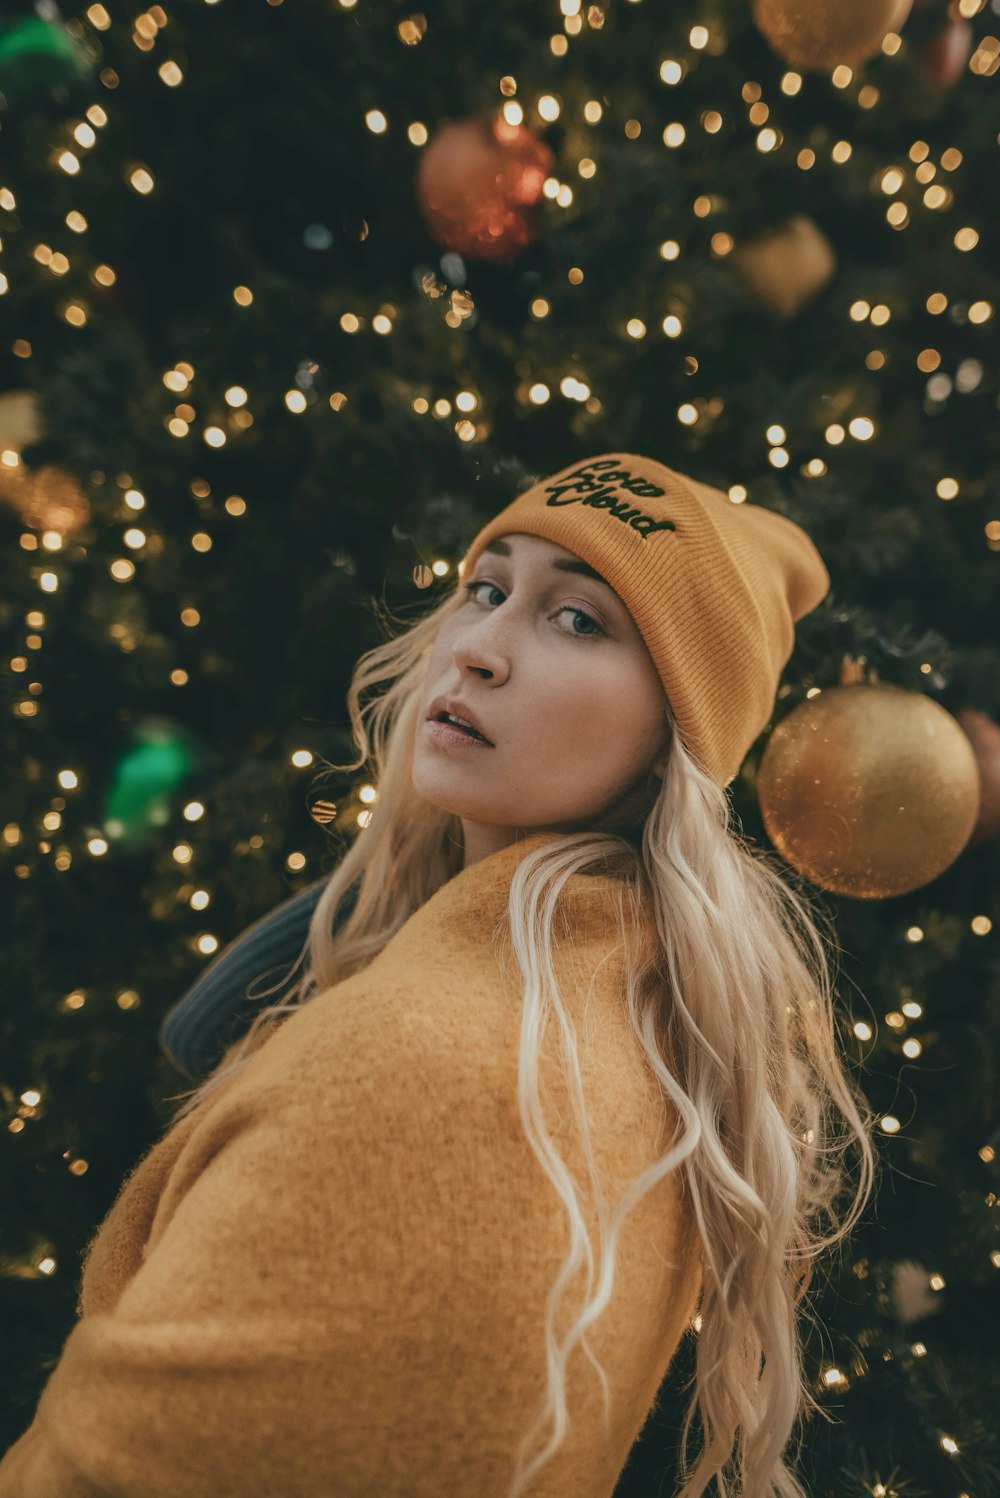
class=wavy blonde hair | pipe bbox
[167,576,877,1498]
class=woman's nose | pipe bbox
[458,614,511,680]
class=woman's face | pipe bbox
[412,532,670,866]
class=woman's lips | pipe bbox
[423,720,495,750]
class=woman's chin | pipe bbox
[411,773,517,827]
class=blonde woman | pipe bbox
[0,453,876,1498]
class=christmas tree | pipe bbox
[2,0,999,1492]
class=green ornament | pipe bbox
[0,18,95,109]
[104,720,201,850]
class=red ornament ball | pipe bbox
[417,115,554,264]
[919,18,973,88]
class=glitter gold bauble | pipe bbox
[751,0,913,70]
[416,115,554,264]
[730,215,836,320]
[757,682,981,898]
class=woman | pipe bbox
[0,452,876,1498]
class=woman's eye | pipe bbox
[462,579,604,638]
[555,606,603,637]
[464,579,505,608]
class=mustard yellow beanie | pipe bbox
[460,452,831,790]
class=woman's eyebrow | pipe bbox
[480,538,615,593]
[549,556,614,591]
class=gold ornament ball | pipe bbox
[751,0,913,70]
[0,388,90,536]
[0,460,90,536]
[416,115,554,264]
[757,682,981,898]
[730,215,836,320]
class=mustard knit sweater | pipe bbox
[0,831,702,1497]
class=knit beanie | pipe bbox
[460,452,831,790]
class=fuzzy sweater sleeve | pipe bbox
[0,1023,518,1498]
[0,843,701,1497]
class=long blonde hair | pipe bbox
[167,578,877,1498]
